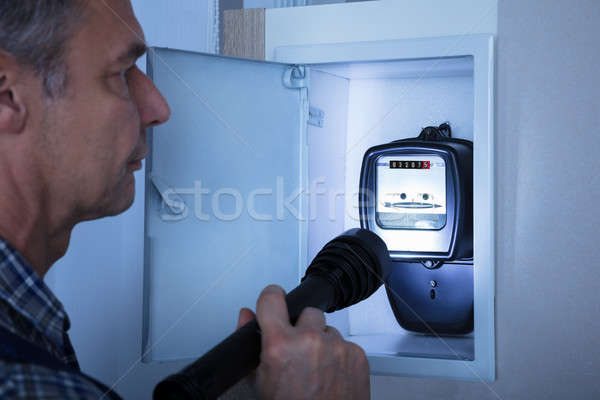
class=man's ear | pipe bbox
[0,55,27,134]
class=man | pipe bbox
[0,0,370,398]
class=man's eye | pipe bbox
[117,68,130,82]
[108,68,133,97]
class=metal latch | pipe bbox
[308,106,325,128]
[150,174,186,216]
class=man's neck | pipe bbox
[0,210,73,280]
[0,159,74,280]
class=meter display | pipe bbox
[376,155,446,230]
[359,135,472,260]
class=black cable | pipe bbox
[417,122,452,141]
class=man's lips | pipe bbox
[128,151,147,171]
[128,159,143,171]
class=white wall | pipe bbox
[44,1,218,399]
[371,0,600,399]
[265,0,498,60]
[245,0,307,7]
[244,0,359,9]
[134,0,219,54]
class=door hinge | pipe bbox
[283,65,307,89]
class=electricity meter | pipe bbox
[359,124,474,334]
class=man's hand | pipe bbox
[237,284,370,400]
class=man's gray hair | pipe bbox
[0,0,85,97]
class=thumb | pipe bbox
[237,307,256,330]
[255,285,290,340]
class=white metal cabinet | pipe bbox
[144,51,309,361]
[143,34,494,381]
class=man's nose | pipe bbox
[131,66,171,128]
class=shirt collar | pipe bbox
[0,237,71,349]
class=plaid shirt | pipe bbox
[0,237,115,399]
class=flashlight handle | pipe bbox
[153,275,336,400]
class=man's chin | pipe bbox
[108,195,135,216]
[97,179,137,219]
[112,183,136,216]
[81,175,137,221]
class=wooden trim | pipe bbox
[223,8,266,60]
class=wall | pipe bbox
[244,0,368,9]
[245,0,307,6]
[265,0,498,60]
[133,0,219,54]
[370,0,600,399]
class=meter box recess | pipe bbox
[359,125,474,336]
[143,35,495,382]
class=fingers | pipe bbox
[295,307,326,330]
[347,342,370,374]
[253,284,371,400]
[296,308,342,342]
[323,324,343,340]
[256,285,291,339]
[236,307,256,330]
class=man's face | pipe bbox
[36,0,170,223]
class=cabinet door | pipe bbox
[143,48,307,361]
